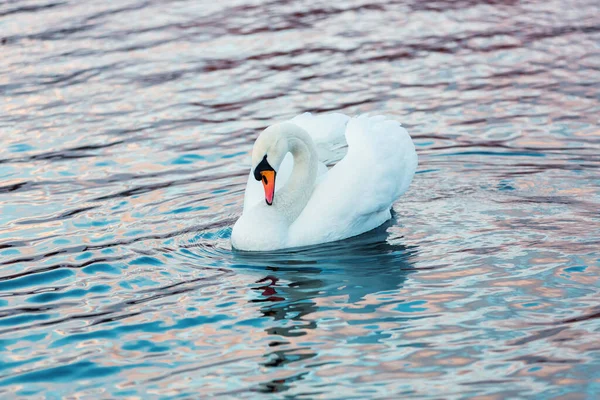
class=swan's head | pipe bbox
[251,123,293,206]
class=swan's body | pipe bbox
[231,113,418,251]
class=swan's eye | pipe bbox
[262,175,268,185]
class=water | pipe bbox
[1,0,599,397]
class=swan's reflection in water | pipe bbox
[232,221,418,393]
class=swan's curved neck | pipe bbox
[275,124,318,223]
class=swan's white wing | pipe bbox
[289,112,349,144]
[288,114,418,246]
[290,112,350,164]
[242,113,350,212]
[343,115,417,210]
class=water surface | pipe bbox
[1,0,600,398]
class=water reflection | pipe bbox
[231,221,417,393]
[233,219,417,302]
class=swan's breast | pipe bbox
[231,207,289,251]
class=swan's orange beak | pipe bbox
[260,170,276,205]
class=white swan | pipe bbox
[231,113,418,251]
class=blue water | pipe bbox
[1,0,600,398]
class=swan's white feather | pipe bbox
[242,112,349,211]
[287,114,417,247]
[234,112,417,251]
[289,112,349,144]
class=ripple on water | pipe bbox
[1,0,599,397]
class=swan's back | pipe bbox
[288,114,417,247]
[289,112,349,144]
